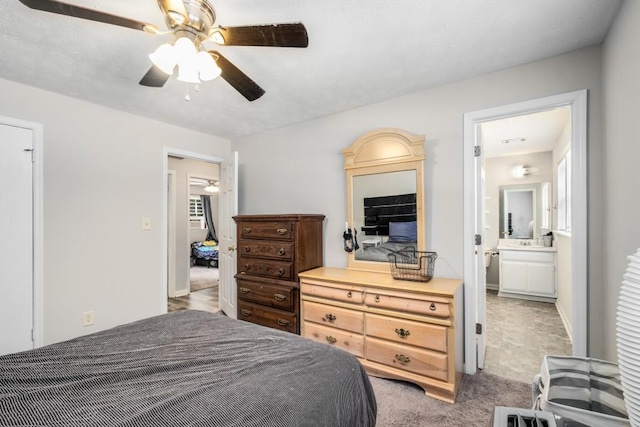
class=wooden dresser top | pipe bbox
[299,267,462,297]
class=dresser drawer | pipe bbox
[237,256,293,280]
[365,313,447,352]
[364,291,451,318]
[237,279,296,311]
[365,337,448,381]
[238,301,297,334]
[237,221,294,241]
[301,282,365,304]
[238,240,295,261]
[303,301,364,334]
[303,322,364,357]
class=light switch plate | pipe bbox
[142,217,151,230]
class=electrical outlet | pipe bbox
[82,311,95,327]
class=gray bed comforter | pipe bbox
[0,310,376,427]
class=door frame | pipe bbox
[161,147,224,312]
[0,115,43,348]
[462,90,588,374]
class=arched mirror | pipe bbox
[343,128,426,272]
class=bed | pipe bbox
[356,193,418,263]
[0,310,377,426]
[191,240,219,267]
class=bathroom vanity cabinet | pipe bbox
[498,248,556,300]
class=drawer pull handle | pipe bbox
[241,309,252,317]
[395,328,411,339]
[274,294,287,302]
[244,264,251,271]
[323,313,336,323]
[347,291,353,298]
[326,336,337,344]
[429,303,437,311]
[374,295,380,303]
[239,287,250,294]
[394,354,411,365]
[244,247,251,252]
[243,227,252,234]
[277,319,290,326]
[276,228,288,235]
[277,268,285,276]
[278,248,286,256]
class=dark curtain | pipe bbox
[200,195,218,242]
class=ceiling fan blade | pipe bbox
[139,65,171,88]
[210,51,265,101]
[211,23,308,48]
[18,0,157,32]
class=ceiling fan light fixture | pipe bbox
[173,36,197,63]
[149,43,177,74]
[196,51,221,81]
[204,181,219,193]
[177,60,201,84]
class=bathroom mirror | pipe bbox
[343,128,426,273]
[499,182,550,239]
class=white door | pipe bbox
[218,152,238,318]
[167,171,176,298]
[475,124,487,369]
[0,123,34,355]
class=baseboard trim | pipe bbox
[555,301,574,344]
[486,283,499,291]
[174,289,189,297]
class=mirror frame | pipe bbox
[343,128,426,273]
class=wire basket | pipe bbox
[387,248,437,282]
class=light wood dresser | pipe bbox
[298,267,463,403]
[233,214,324,334]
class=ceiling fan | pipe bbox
[18,0,309,101]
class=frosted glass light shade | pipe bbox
[149,43,176,75]
[196,51,221,81]
[173,37,197,63]
[177,60,200,84]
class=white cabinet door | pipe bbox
[528,262,556,296]
[500,260,528,293]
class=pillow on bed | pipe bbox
[202,240,217,246]
[388,221,417,243]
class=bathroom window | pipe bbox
[541,182,550,229]
[557,150,571,232]
[189,196,205,229]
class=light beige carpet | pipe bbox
[371,371,532,426]
[190,265,219,292]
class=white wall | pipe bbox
[0,77,230,345]
[602,0,640,362]
[232,46,606,357]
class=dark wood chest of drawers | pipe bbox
[233,214,325,334]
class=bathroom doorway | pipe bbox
[463,90,588,376]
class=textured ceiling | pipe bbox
[0,0,622,139]
[482,107,571,159]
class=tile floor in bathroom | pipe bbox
[482,289,573,384]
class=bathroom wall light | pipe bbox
[512,165,539,178]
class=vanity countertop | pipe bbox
[497,238,556,252]
[497,244,556,252]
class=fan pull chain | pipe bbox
[184,84,202,102]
